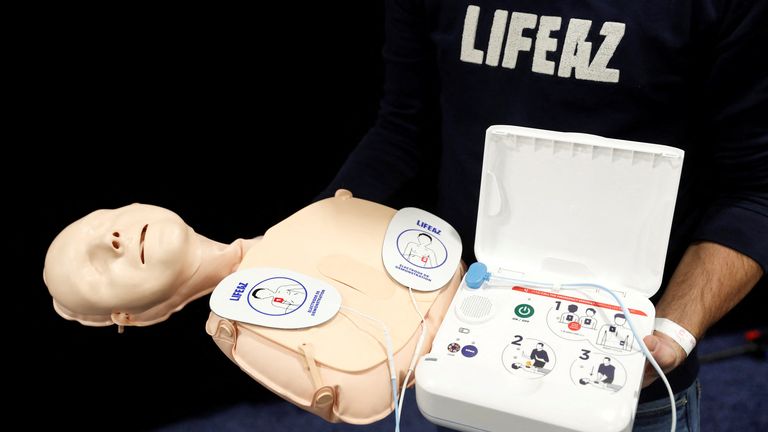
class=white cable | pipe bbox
[484,275,677,432]
[562,283,676,432]
[397,287,428,421]
[340,306,400,432]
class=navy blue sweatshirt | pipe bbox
[324,0,767,402]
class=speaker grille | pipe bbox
[459,295,493,319]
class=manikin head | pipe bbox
[614,313,626,326]
[586,307,596,317]
[44,204,202,326]
[418,233,432,245]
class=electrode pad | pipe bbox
[382,207,463,291]
[210,267,342,329]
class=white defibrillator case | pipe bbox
[415,125,684,432]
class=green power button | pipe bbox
[515,304,534,318]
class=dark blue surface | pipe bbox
[154,330,767,432]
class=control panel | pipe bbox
[415,277,654,432]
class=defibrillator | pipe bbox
[415,125,684,432]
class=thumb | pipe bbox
[642,334,683,388]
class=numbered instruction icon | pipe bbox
[570,351,627,393]
[502,336,556,379]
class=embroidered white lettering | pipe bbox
[485,9,509,66]
[502,12,537,70]
[460,5,484,64]
[532,16,562,75]
[460,5,625,84]
[557,18,593,80]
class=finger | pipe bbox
[642,335,660,388]
[646,334,680,370]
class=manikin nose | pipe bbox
[110,231,124,255]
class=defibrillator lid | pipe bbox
[475,125,684,298]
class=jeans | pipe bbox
[633,379,701,432]
[434,379,701,432]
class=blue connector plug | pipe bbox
[465,262,490,289]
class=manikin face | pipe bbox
[44,204,200,316]
[418,234,432,245]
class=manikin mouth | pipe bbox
[139,224,148,264]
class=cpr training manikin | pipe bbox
[43,189,464,425]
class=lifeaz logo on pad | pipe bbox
[229,282,248,301]
[417,220,442,235]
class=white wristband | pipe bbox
[654,318,697,356]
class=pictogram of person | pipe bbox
[596,357,616,384]
[597,313,634,351]
[252,283,306,314]
[579,307,598,329]
[559,304,580,324]
[529,342,550,368]
[403,232,438,267]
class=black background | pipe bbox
[14,3,764,430]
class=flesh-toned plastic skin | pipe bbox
[206,190,463,424]
[43,193,463,424]
[43,203,256,326]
